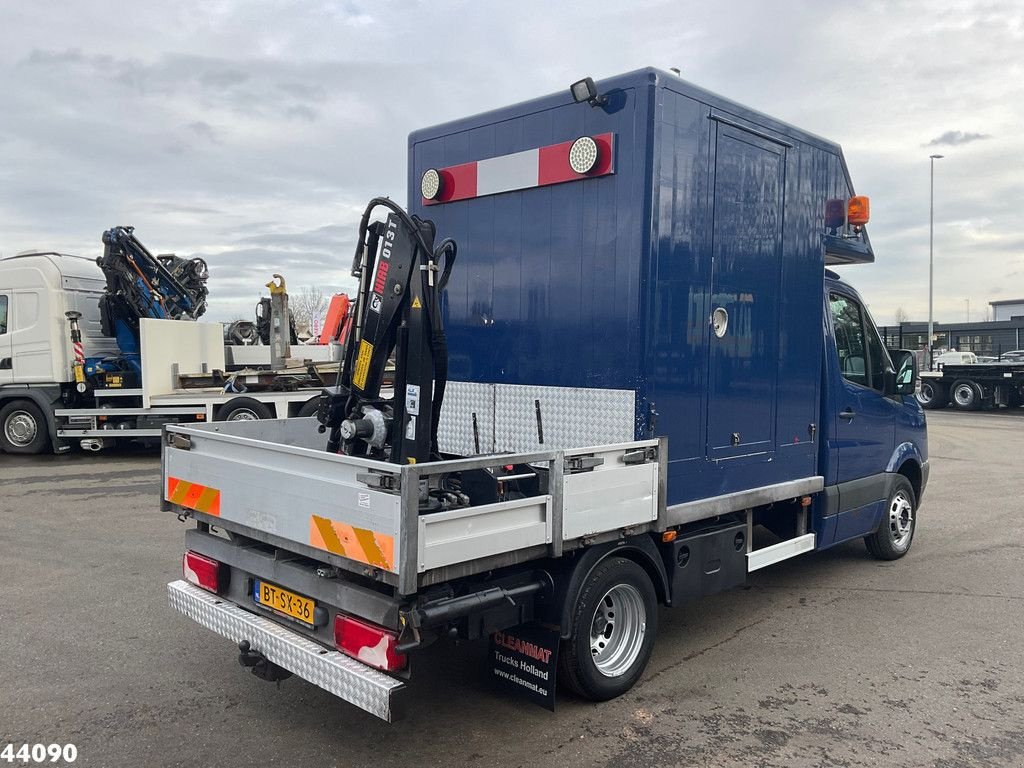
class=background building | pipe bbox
[879,317,1024,357]
[989,299,1024,322]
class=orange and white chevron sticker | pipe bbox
[166,476,221,516]
[310,515,395,573]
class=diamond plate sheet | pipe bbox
[437,381,495,455]
[167,580,403,721]
[495,384,635,453]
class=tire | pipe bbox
[916,380,949,410]
[950,379,982,411]
[297,397,321,418]
[0,399,51,454]
[218,397,273,422]
[558,557,657,701]
[864,475,917,560]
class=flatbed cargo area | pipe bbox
[163,416,665,595]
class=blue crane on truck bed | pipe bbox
[88,226,209,387]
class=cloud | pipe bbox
[925,130,991,147]
[186,121,219,143]
[1,0,1022,327]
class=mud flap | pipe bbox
[489,623,560,711]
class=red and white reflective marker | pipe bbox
[421,132,615,206]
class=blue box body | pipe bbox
[408,68,861,507]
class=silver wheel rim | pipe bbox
[590,583,646,678]
[4,411,38,447]
[889,490,914,549]
[227,409,260,421]
[918,384,934,404]
[953,385,974,406]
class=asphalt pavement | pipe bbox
[2,410,1023,767]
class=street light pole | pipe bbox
[928,153,944,369]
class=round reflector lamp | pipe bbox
[421,169,442,200]
[568,136,600,175]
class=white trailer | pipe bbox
[0,251,328,454]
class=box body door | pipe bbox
[705,122,786,459]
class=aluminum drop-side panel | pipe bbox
[563,462,658,540]
[167,450,400,537]
[417,496,552,572]
[168,580,403,721]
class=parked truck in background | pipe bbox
[164,69,928,722]
[0,249,336,454]
[918,357,1024,410]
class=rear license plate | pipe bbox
[253,580,315,625]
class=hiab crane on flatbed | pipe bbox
[0,229,339,454]
[319,197,457,465]
[163,69,929,722]
[86,225,210,388]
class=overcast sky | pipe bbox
[1,1,1021,326]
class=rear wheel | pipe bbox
[558,557,657,701]
[297,397,321,418]
[865,475,917,560]
[916,380,949,409]
[0,399,50,454]
[218,397,273,422]
[951,380,982,411]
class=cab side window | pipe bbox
[830,291,892,392]
[0,295,8,334]
[829,292,867,387]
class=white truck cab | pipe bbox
[0,251,118,385]
[0,252,121,452]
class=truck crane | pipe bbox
[318,197,457,465]
[0,230,334,454]
[88,226,210,388]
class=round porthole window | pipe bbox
[712,307,729,338]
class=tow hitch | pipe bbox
[237,640,292,684]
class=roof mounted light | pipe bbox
[847,195,870,226]
[420,168,442,200]
[569,76,607,108]
[824,196,871,232]
[568,136,600,175]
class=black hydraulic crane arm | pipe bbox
[318,198,456,465]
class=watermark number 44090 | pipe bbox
[0,745,77,764]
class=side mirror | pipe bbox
[885,349,917,396]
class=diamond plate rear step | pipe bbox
[167,580,405,721]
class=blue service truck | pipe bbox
[164,69,928,721]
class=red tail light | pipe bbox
[182,551,227,593]
[334,615,407,672]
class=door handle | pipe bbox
[0,357,11,370]
[839,408,856,420]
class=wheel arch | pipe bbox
[542,535,670,640]
[885,441,926,508]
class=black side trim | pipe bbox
[825,472,895,515]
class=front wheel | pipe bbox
[558,557,657,701]
[865,475,917,560]
[0,399,50,454]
